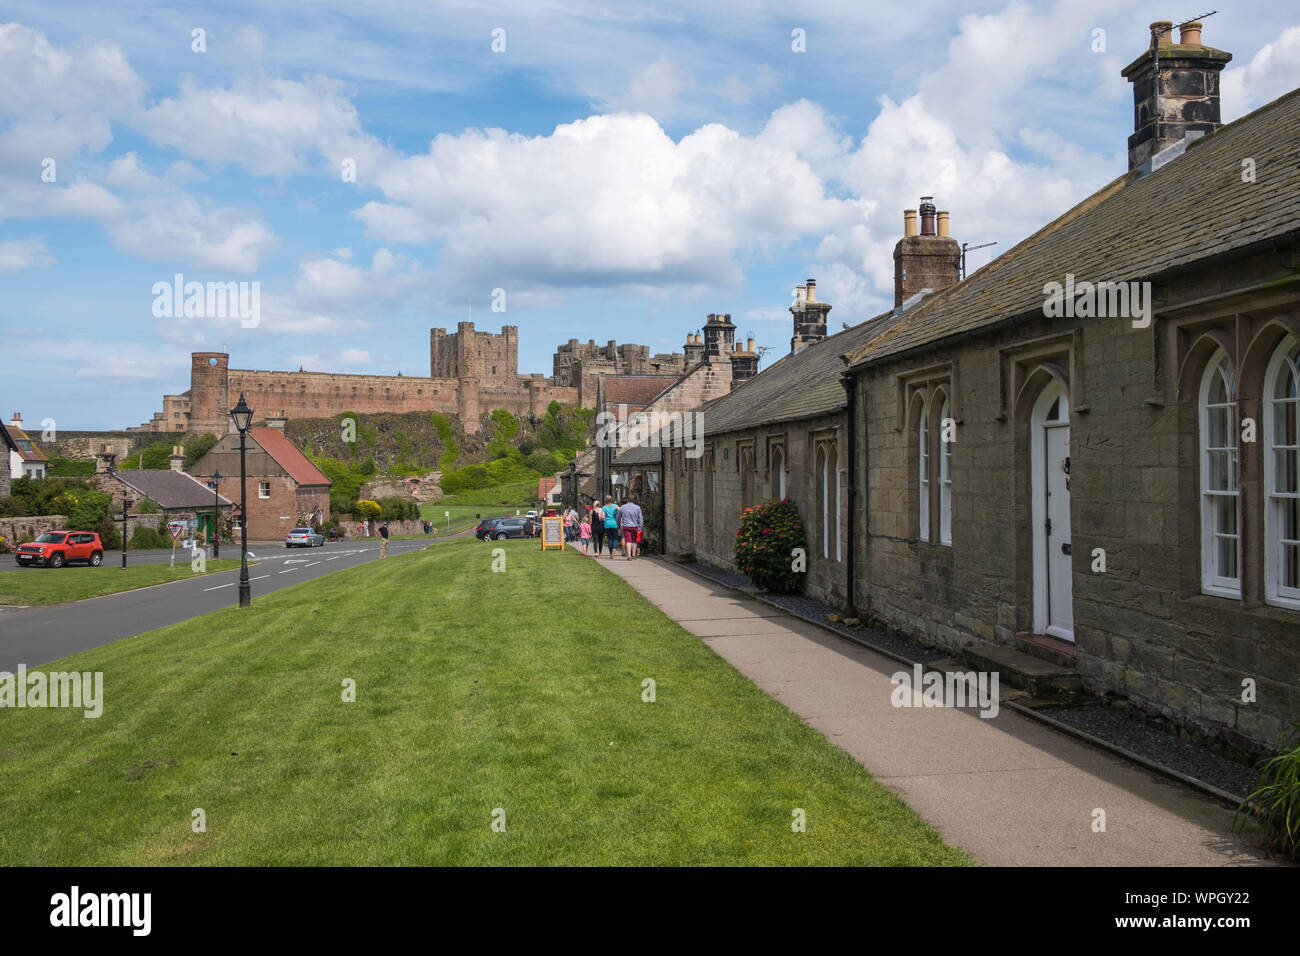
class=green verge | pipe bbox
[0,560,245,607]
[0,538,972,866]
[420,480,541,536]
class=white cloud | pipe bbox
[110,194,277,273]
[1222,25,1300,120]
[0,236,52,271]
[599,58,696,120]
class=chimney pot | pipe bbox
[1179,21,1202,46]
[919,197,936,236]
[795,284,806,305]
[746,337,754,352]
[805,279,816,302]
[937,210,950,238]
[10,412,20,426]
[1150,20,1173,47]
[903,209,918,237]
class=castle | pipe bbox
[135,323,698,435]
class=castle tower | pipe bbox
[190,352,230,434]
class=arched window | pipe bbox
[822,443,841,563]
[1199,350,1239,597]
[816,445,829,559]
[939,396,952,547]
[918,398,930,541]
[771,446,786,500]
[1263,336,1300,608]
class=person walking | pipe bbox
[378,521,390,558]
[602,497,619,558]
[563,506,576,543]
[618,496,643,560]
[589,504,604,556]
[579,516,592,555]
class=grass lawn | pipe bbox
[0,538,971,866]
[420,479,542,536]
[0,559,244,606]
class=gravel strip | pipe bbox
[1039,704,1258,800]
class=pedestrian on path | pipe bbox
[378,521,389,558]
[563,506,576,542]
[590,504,604,556]
[618,497,643,559]
[579,517,591,555]
[602,497,619,558]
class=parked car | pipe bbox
[525,510,538,519]
[14,531,104,568]
[475,517,504,540]
[285,527,325,548]
[485,517,533,540]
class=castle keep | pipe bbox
[138,324,687,435]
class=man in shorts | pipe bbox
[618,496,643,560]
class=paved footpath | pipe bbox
[594,553,1272,866]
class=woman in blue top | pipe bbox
[602,497,620,558]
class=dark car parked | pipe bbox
[475,518,504,540]
[482,517,535,540]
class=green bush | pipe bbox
[65,488,112,532]
[491,408,519,441]
[378,497,419,521]
[733,498,808,594]
[136,497,161,515]
[1236,723,1300,861]
[129,526,167,550]
[183,434,218,470]
[432,413,459,471]
[47,457,96,477]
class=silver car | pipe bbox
[285,527,325,548]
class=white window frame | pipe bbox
[1198,350,1240,598]
[818,446,829,560]
[772,446,786,500]
[258,481,271,499]
[1263,335,1300,609]
[830,444,841,563]
[939,396,952,547]
[918,398,930,541]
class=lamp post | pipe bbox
[230,394,253,608]
[103,451,130,569]
[211,469,222,559]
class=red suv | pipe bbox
[14,531,105,568]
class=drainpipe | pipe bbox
[659,443,667,556]
[842,371,858,616]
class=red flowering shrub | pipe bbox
[733,498,807,593]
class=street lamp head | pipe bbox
[212,469,222,485]
[229,393,253,433]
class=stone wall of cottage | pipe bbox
[853,254,1300,752]
[664,412,848,607]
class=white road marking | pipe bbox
[278,568,297,574]
[251,574,270,581]
[306,561,320,567]
[202,582,235,591]
[326,556,340,561]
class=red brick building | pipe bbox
[192,422,331,541]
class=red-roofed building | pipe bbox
[537,476,561,507]
[192,420,331,541]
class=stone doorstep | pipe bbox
[1013,631,1078,668]
[924,658,1032,704]
[961,643,1084,697]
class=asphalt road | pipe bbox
[0,537,439,571]
[0,538,437,671]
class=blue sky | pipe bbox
[2,1,1298,429]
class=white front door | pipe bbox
[1031,383,1074,641]
[1044,424,1074,640]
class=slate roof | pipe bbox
[689,314,902,436]
[114,470,234,510]
[846,86,1300,368]
[613,441,664,466]
[250,428,332,486]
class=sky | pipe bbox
[2,1,1298,430]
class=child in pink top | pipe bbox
[579,520,592,554]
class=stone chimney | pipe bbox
[893,198,961,307]
[729,335,759,388]
[684,331,705,367]
[169,445,185,472]
[791,277,831,354]
[10,412,21,428]
[702,313,736,360]
[1121,19,1231,171]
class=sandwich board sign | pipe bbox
[541,515,565,551]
